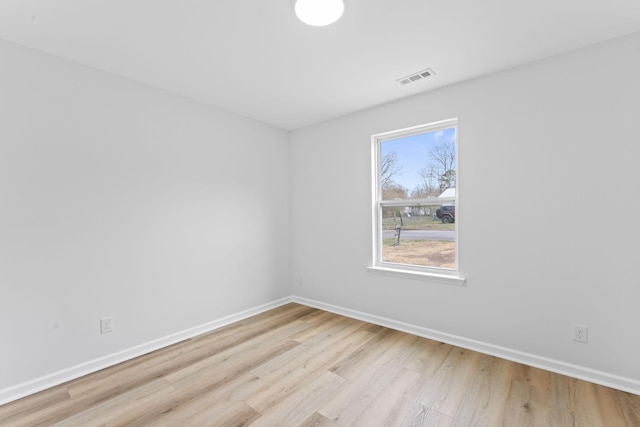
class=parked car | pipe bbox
[435,205,455,223]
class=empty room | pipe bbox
[1,0,640,425]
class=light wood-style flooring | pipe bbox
[1,303,639,426]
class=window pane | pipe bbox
[381,204,455,269]
[374,119,458,274]
[380,127,456,201]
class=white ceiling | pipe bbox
[1,0,639,130]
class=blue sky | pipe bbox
[380,127,456,192]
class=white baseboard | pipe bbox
[4,294,638,405]
[293,296,640,396]
[0,296,293,405]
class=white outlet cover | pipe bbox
[573,324,588,343]
[100,317,113,334]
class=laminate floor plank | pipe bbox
[67,305,311,402]
[58,336,291,427]
[399,403,454,427]
[164,319,307,387]
[450,356,515,426]
[0,387,70,426]
[296,309,340,325]
[67,303,307,397]
[235,304,317,330]
[546,374,606,427]
[299,412,341,427]
[246,326,375,413]
[290,313,355,344]
[569,380,607,427]
[69,322,243,392]
[147,373,265,427]
[349,368,426,427]
[502,365,541,427]
[248,371,345,427]
[329,329,415,380]
[2,303,639,426]
[512,364,560,426]
[318,332,420,425]
[108,342,302,424]
[595,385,640,427]
[65,328,236,398]
[415,347,485,418]
[252,317,370,383]
[403,339,454,378]
[50,378,175,427]
[156,400,260,427]
[39,319,304,425]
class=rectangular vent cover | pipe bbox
[397,68,435,85]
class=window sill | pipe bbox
[367,266,466,286]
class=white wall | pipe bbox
[291,33,640,387]
[0,41,291,391]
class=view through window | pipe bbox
[373,119,458,272]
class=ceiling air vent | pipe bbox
[397,68,435,86]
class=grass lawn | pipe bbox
[382,215,454,231]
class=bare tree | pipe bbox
[382,182,408,200]
[380,151,402,190]
[381,152,409,199]
[418,140,456,194]
[410,185,432,199]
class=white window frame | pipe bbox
[368,118,466,286]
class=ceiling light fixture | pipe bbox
[295,0,344,26]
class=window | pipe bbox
[369,118,465,285]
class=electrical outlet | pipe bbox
[100,316,113,334]
[573,324,588,343]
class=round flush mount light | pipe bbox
[295,0,344,26]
